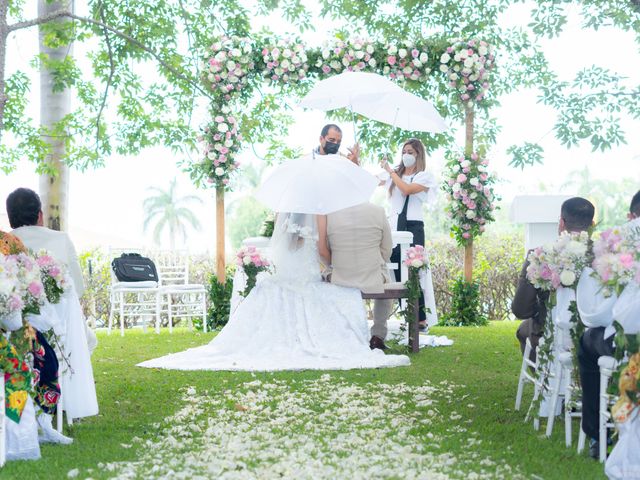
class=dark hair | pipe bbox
[6,188,41,228]
[630,190,640,217]
[320,124,342,137]
[560,197,595,232]
[389,138,427,197]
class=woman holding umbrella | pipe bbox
[380,138,437,331]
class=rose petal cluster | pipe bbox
[381,42,430,81]
[205,36,255,100]
[198,113,242,190]
[442,152,496,245]
[526,231,590,290]
[439,39,494,107]
[262,38,309,83]
[591,219,640,296]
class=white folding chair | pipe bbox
[107,248,161,336]
[155,251,207,333]
[558,350,582,447]
[577,355,619,462]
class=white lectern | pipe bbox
[510,195,571,255]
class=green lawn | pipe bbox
[0,322,606,479]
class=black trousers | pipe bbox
[390,220,426,322]
[577,327,614,440]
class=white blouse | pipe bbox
[385,171,438,230]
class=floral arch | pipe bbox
[189,35,498,288]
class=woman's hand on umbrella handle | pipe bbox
[380,158,392,173]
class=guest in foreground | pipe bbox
[380,138,437,331]
[6,188,99,429]
[323,202,394,350]
[512,197,595,360]
[578,190,640,459]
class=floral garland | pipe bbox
[236,246,270,297]
[194,112,242,190]
[400,246,428,343]
[524,231,591,417]
[442,152,497,245]
[261,37,309,84]
[439,39,495,107]
[591,219,640,297]
[382,42,430,81]
[205,35,255,100]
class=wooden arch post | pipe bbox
[463,104,474,283]
[216,186,226,283]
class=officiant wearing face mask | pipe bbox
[314,124,360,165]
[380,138,437,331]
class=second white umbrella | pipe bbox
[255,153,379,215]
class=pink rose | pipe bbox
[462,232,471,239]
[28,281,43,296]
[620,253,634,269]
[387,56,397,65]
[456,174,467,183]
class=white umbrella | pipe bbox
[299,71,446,134]
[355,88,447,134]
[255,153,378,214]
[298,71,402,111]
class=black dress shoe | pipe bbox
[369,336,387,350]
[588,439,599,460]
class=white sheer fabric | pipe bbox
[5,396,40,461]
[138,213,410,371]
[606,409,640,480]
[52,288,99,419]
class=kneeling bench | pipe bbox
[361,282,420,353]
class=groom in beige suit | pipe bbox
[326,202,394,350]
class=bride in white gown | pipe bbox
[138,213,410,371]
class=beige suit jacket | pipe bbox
[327,203,392,294]
[12,226,85,297]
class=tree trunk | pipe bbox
[216,186,225,283]
[38,0,73,231]
[0,0,8,142]
[463,104,474,283]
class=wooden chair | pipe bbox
[361,282,420,353]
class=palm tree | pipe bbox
[143,179,203,250]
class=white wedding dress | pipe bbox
[138,214,410,371]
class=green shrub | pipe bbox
[428,233,523,321]
[439,278,488,327]
[198,265,236,331]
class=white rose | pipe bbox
[231,48,241,57]
[398,48,407,58]
[383,66,390,74]
[368,58,377,67]
[466,209,476,219]
[207,73,215,82]
[242,256,251,265]
[388,45,397,54]
[411,259,423,268]
[215,167,225,176]
[419,52,428,62]
[413,60,422,68]
[281,59,290,69]
[464,57,474,68]
[478,46,488,56]
[469,178,479,186]
[226,60,236,71]
[440,53,451,63]
[366,45,374,54]
[282,49,292,58]
[218,123,229,132]
[461,160,470,168]
[560,270,576,286]
[207,151,216,160]
[459,49,469,59]
[449,73,459,81]
[355,50,364,59]
[470,192,478,199]
[341,57,350,67]
[330,60,340,69]
[452,183,461,192]
[322,49,330,59]
[403,66,412,74]
[225,139,233,147]
[439,64,449,73]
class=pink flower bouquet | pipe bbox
[35,249,70,304]
[592,221,640,296]
[236,246,270,297]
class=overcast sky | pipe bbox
[1,2,638,253]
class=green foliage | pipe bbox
[429,234,523,321]
[227,197,268,249]
[439,277,488,327]
[201,266,235,331]
[507,142,545,169]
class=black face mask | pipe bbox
[323,141,340,155]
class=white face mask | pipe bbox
[402,153,416,168]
